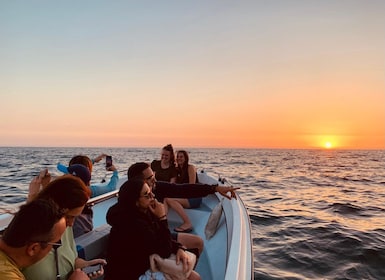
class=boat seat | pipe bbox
[75,224,111,260]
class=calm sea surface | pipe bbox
[0,147,384,279]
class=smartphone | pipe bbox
[82,264,102,277]
[105,155,112,169]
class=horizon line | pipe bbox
[0,145,383,151]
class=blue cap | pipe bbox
[57,163,91,185]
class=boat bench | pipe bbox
[75,224,111,260]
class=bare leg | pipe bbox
[177,233,204,255]
[167,198,192,229]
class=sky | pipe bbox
[1,1,384,149]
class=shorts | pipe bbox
[188,198,202,208]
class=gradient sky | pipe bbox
[1,1,384,149]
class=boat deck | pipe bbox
[82,191,227,280]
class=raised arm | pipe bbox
[27,168,51,202]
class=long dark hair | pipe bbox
[176,150,190,183]
[117,178,145,209]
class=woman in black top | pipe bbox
[151,144,178,182]
[104,178,201,280]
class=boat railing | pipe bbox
[86,189,119,208]
[220,192,254,280]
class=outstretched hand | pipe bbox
[215,186,240,200]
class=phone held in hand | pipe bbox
[105,155,112,169]
[82,264,102,277]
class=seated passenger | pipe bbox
[151,144,177,183]
[164,150,201,233]
[104,178,201,280]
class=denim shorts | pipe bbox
[188,198,202,208]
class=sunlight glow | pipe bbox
[324,141,332,149]
[315,135,339,149]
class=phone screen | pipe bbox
[105,156,112,168]
[82,264,102,276]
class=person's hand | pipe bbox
[76,259,106,279]
[76,258,106,269]
[39,169,51,187]
[149,199,166,219]
[215,186,240,200]
[106,164,117,172]
[176,248,191,272]
[93,154,107,163]
[67,268,89,280]
[28,169,51,202]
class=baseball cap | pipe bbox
[57,163,91,185]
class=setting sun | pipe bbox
[324,141,332,149]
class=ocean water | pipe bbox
[0,147,384,279]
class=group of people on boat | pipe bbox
[0,145,239,280]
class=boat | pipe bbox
[1,170,253,280]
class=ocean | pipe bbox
[0,147,384,279]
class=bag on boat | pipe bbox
[204,198,224,240]
[146,250,196,280]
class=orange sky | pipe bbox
[1,1,384,150]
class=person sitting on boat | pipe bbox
[164,150,201,233]
[57,154,119,238]
[126,162,239,256]
[0,199,66,280]
[104,178,201,280]
[23,172,107,280]
[151,144,178,183]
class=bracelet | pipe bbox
[159,215,167,220]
